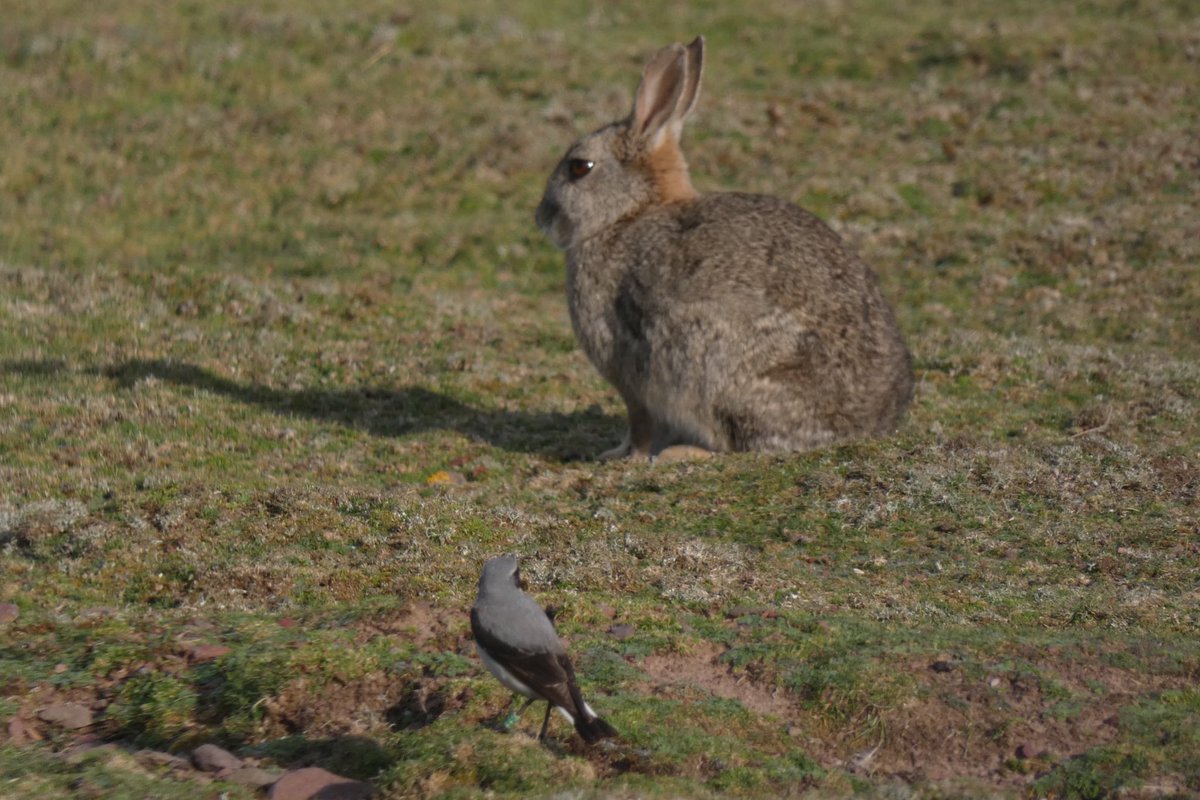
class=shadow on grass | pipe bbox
[94,358,619,460]
[247,734,394,782]
[2,358,68,376]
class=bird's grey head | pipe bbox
[478,554,521,594]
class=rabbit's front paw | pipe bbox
[597,436,653,462]
[598,441,632,460]
[652,445,713,463]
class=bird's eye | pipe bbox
[567,158,594,180]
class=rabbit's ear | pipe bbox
[631,42,689,148]
[675,36,705,126]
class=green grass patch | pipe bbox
[2,0,1198,796]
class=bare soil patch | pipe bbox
[349,602,466,651]
[641,641,793,719]
[634,640,1197,790]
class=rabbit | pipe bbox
[535,36,914,461]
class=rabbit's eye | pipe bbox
[567,159,594,180]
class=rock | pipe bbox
[192,743,243,773]
[608,623,636,641]
[1016,742,1048,760]
[930,659,956,673]
[227,766,284,788]
[38,702,93,730]
[0,603,18,624]
[267,767,373,800]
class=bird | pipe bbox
[470,555,618,743]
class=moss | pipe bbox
[107,672,199,748]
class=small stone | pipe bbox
[1016,742,1047,760]
[608,623,636,641]
[227,765,284,788]
[38,703,93,730]
[0,603,18,624]
[192,743,243,773]
[930,660,955,673]
[267,767,372,800]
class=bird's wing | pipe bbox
[471,615,582,716]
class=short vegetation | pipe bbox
[1,0,1196,797]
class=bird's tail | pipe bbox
[575,712,618,744]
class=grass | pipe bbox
[1,0,1198,797]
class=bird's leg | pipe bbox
[537,702,553,740]
[499,696,522,730]
[502,696,537,731]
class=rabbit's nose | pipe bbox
[535,197,560,231]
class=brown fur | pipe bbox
[535,37,914,459]
[644,138,698,203]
